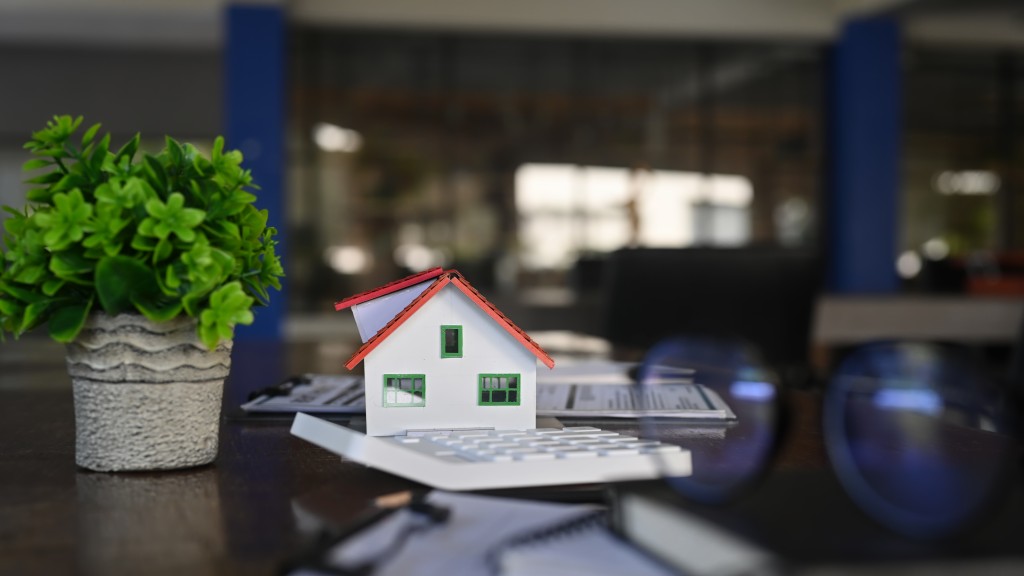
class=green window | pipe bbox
[383,374,426,407]
[441,325,462,358]
[478,374,521,406]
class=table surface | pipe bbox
[2,344,1023,576]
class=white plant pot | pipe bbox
[66,313,232,472]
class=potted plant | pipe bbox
[0,115,283,471]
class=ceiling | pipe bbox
[0,0,1020,49]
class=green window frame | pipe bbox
[440,325,463,358]
[478,373,521,406]
[383,374,426,407]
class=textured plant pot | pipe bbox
[66,313,232,472]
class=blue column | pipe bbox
[827,17,902,293]
[225,4,287,340]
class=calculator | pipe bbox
[291,413,692,491]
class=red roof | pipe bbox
[334,267,445,311]
[341,270,554,370]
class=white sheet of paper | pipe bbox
[316,491,599,576]
[537,383,735,419]
[244,363,732,420]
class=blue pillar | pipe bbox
[225,4,286,340]
[827,17,901,293]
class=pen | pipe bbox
[248,374,310,402]
[278,490,450,576]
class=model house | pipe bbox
[335,268,555,436]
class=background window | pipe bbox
[383,374,425,407]
[478,374,520,406]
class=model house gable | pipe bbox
[334,269,553,436]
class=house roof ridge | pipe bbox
[333,267,445,311]
[447,275,554,369]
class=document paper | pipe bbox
[244,361,734,420]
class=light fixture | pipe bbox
[896,250,922,279]
[325,245,370,274]
[933,170,1000,196]
[922,238,949,261]
[313,123,363,153]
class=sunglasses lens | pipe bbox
[636,336,781,504]
[825,342,1014,539]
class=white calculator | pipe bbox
[291,413,692,491]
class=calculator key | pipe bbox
[397,437,421,443]
[472,438,506,445]
[558,433,618,440]
[641,445,682,454]
[561,426,602,432]
[502,448,544,455]
[565,438,603,445]
[598,447,640,456]
[434,439,466,447]
[514,452,557,461]
[554,449,600,459]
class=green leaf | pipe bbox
[199,322,219,350]
[19,300,51,333]
[0,298,21,316]
[48,299,93,342]
[25,171,63,185]
[13,265,46,285]
[42,278,65,297]
[197,281,253,349]
[166,136,184,166]
[26,188,54,203]
[132,295,182,324]
[80,123,101,147]
[95,256,159,315]
[49,251,93,280]
[143,155,168,192]
[0,280,47,304]
[181,281,216,317]
[153,237,173,262]
[22,158,51,172]
[114,133,140,163]
[164,265,182,290]
[36,188,93,251]
[89,137,110,172]
[212,136,224,162]
[131,233,157,252]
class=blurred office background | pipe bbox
[1,0,1023,385]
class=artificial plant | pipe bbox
[0,115,283,349]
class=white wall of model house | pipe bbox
[362,283,538,436]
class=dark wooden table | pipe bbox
[0,387,419,576]
[3,356,1023,575]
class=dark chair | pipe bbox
[602,247,822,386]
